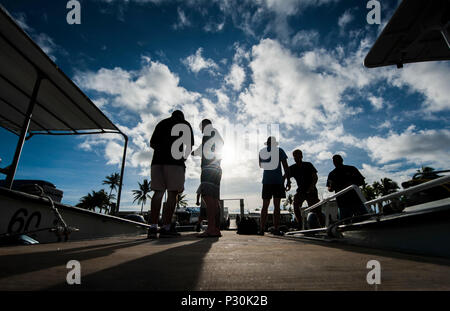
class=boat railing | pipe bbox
[303,184,368,214]
[364,174,450,214]
[286,175,450,236]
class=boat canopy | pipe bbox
[364,0,450,68]
[0,7,127,213]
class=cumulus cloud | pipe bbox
[237,38,374,130]
[389,61,450,112]
[368,95,384,111]
[365,126,450,169]
[182,48,219,74]
[225,64,246,91]
[74,57,200,114]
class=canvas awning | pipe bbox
[0,7,127,212]
[364,0,450,68]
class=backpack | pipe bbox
[237,216,258,235]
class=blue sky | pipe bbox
[1,0,449,213]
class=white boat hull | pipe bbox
[0,187,148,244]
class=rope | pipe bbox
[0,184,78,242]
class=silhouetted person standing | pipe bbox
[192,119,224,237]
[286,149,322,229]
[327,155,367,221]
[148,110,194,238]
[258,136,290,236]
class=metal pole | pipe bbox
[115,134,128,215]
[5,75,42,189]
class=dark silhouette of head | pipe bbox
[171,110,185,122]
[265,136,278,147]
[200,119,212,133]
[332,154,344,168]
[293,149,303,165]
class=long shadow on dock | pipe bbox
[0,238,151,279]
[46,236,218,290]
[275,235,450,267]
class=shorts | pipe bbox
[150,164,185,192]
[262,184,286,200]
[294,188,320,208]
[197,165,222,199]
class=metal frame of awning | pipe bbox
[0,9,128,214]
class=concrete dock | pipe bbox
[1,231,450,291]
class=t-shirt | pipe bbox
[150,116,194,167]
[200,127,223,168]
[289,162,317,191]
[326,165,365,192]
[259,147,288,185]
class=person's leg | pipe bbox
[273,197,281,231]
[150,190,164,225]
[162,190,178,226]
[260,199,270,232]
[203,195,221,235]
[293,193,305,229]
[307,189,323,227]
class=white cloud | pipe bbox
[389,61,450,112]
[291,29,320,47]
[338,9,354,30]
[365,126,450,169]
[237,38,373,130]
[173,7,191,29]
[75,57,200,114]
[368,95,384,111]
[225,64,246,91]
[182,48,219,74]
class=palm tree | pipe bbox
[361,182,377,200]
[373,178,400,197]
[176,192,188,210]
[282,194,294,212]
[103,173,120,198]
[103,173,121,214]
[132,179,152,215]
[77,189,112,214]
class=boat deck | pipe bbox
[1,231,450,291]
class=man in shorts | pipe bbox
[258,136,290,236]
[192,119,223,237]
[286,149,323,229]
[147,110,194,238]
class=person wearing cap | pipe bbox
[258,136,290,236]
[327,154,367,221]
[286,149,323,229]
[147,110,194,238]
[192,119,224,237]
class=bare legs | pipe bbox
[149,190,178,226]
[203,195,221,236]
[260,198,281,232]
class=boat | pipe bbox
[0,7,149,244]
[286,0,450,258]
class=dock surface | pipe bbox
[1,231,450,290]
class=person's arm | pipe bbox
[326,175,334,192]
[281,158,290,189]
[196,193,200,206]
[308,172,318,193]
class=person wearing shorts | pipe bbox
[147,110,194,238]
[192,119,223,237]
[258,136,290,236]
[286,149,322,229]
